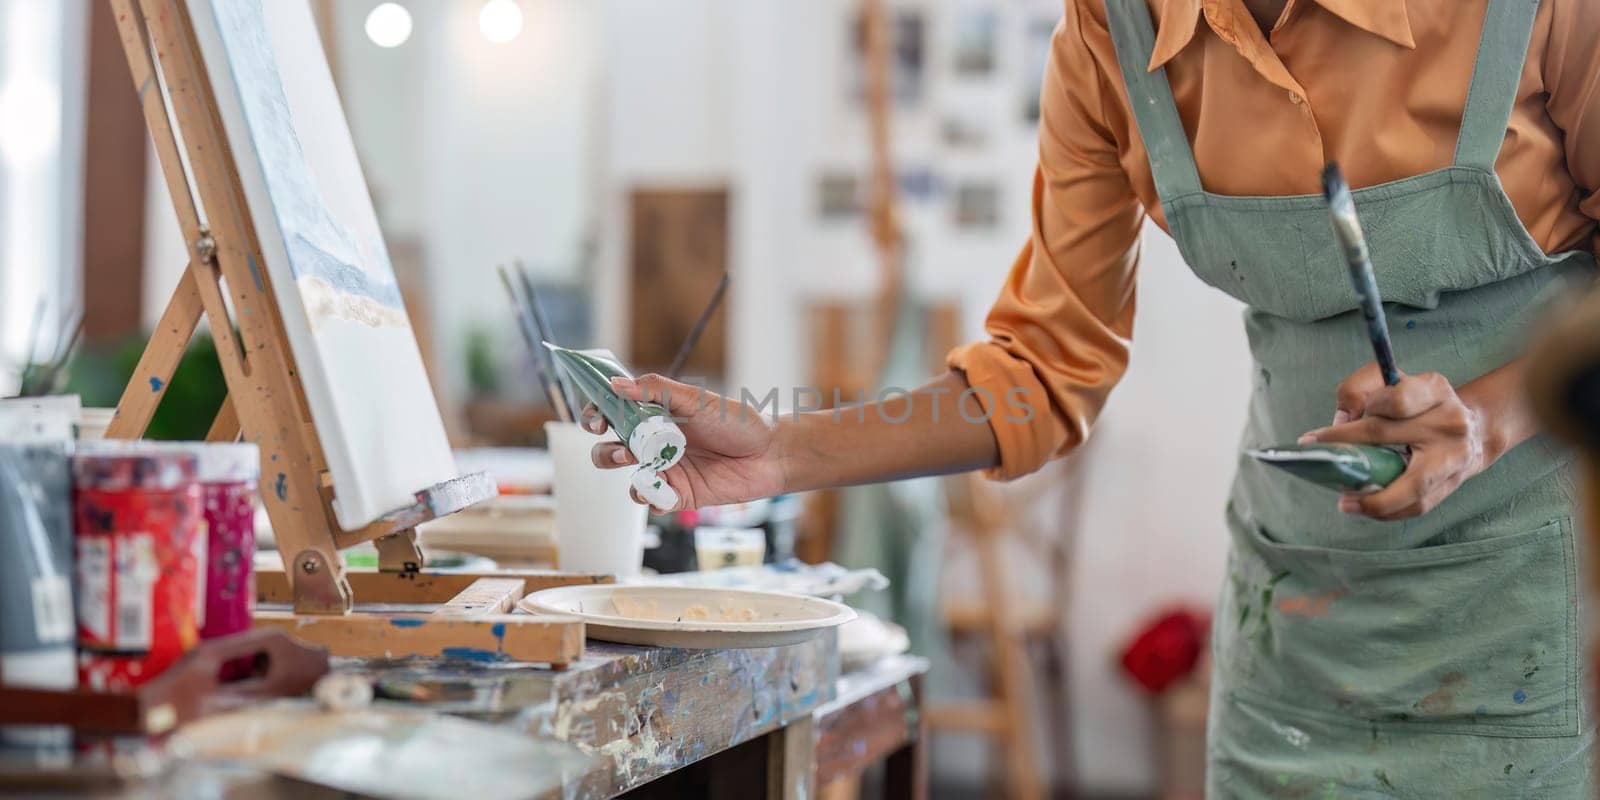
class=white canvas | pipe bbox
[186,0,457,529]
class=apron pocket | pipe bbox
[1224,517,1579,737]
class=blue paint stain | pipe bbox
[490,622,506,640]
[1405,320,1416,330]
[795,688,819,710]
[389,618,425,628]
[246,253,265,292]
[441,647,502,663]
[274,472,287,501]
[1513,689,1528,704]
[149,376,164,393]
[1476,705,1488,715]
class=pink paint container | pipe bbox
[193,443,260,649]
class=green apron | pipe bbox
[1104,0,1598,795]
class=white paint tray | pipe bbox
[518,585,856,649]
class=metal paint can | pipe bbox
[195,444,259,659]
[0,444,74,686]
[73,442,202,691]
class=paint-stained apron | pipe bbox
[1104,0,1598,794]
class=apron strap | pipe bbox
[1454,0,1540,170]
[1103,0,1204,201]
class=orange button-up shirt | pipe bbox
[950,0,1600,479]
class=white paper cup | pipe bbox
[544,421,647,579]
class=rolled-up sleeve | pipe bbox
[947,1,1145,480]
[1543,0,1600,258]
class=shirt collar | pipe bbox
[1147,0,1415,72]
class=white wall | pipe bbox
[0,0,87,394]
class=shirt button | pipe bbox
[1289,92,1303,104]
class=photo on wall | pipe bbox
[818,172,864,221]
[847,9,926,107]
[897,167,941,204]
[951,180,1000,229]
[1021,16,1055,123]
[941,113,989,149]
[950,8,998,77]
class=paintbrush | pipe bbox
[514,262,579,416]
[497,265,572,421]
[1322,162,1400,386]
[667,272,729,380]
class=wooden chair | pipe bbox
[917,306,1085,800]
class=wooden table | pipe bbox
[0,639,928,800]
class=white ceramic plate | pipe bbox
[518,585,857,649]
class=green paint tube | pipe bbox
[544,344,687,472]
[1246,443,1407,494]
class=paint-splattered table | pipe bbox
[0,639,929,800]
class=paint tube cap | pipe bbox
[627,415,687,471]
[631,468,679,511]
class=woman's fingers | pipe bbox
[1302,413,1415,446]
[1331,362,1393,424]
[611,373,717,420]
[580,403,608,435]
[590,441,636,469]
[1363,372,1450,420]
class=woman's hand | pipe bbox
[586,375,786,512]
[1300,360,1532,520]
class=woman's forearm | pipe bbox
[774,371,1002,493]
[1457,356,1537,467]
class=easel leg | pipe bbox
[206,396,240,442]
[105,268,202,439]
[127,0,353,612]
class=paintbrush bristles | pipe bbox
[1321,163,1367,261]
[497,264,573,421]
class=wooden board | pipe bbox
[253,611,584,664]
[184,0,458,529]
[256,566,612,605]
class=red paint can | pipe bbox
[73,442,202,691]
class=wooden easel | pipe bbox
[105,0,602,664]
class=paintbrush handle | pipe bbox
[497,266,571,420]
[515,265,579,417]
[1322,163,1401,387]
[667,272,729,380]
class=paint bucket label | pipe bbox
[200,480,257,644]
[73,444,201,691]
[193,443,259,662]
[28,576,72,645]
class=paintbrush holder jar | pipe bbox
[545,421,647,579]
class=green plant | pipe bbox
[465,325,502,399]
[64,332,227,441]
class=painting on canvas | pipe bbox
[186,0,457,529]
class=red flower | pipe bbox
[1118,608,1209,695]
